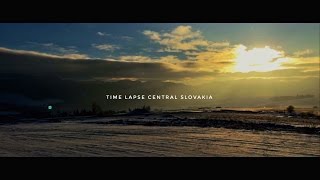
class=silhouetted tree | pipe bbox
[128,105,151,115]
[73,109,80,116]
[287,105,295,114]
[144,105,151,112]
[92,102,102,115]
[80,109,87,115]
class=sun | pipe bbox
[234,45,289,73]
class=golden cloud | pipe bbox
[143,25,228,51]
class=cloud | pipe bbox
[0,47,59,58]
[232,45,290,72]
[116,54,233,73]
[61,54,89,59]
[143,30,161,41]
[143,25,229,52]
[293,49,314,57]
[281,56,320,72]
[25,42,89,59]
[118,55,152,62]
[117,55,183,67]
[170,25,200,37]
[0,46,318,86]
[92,44,120,51]
[97,32,110,36]
[121,36,133,40]
[183,44,317,74]
[0,46,318,104]
[0,47,89,60]
[27,42,79,54]
[97,32,105,36]
[94,41,319,75]
[157,48,182,53]
[97,32,132,41]
[0,47,212,82]
[207,41,230,49]
[116,55,186,72]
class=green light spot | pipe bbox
[48,105,53,110]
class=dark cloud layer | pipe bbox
[0,48,211,81]
[0,47,318,110]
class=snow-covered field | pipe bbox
[0,120,319,157]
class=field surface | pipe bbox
[0,112,319,157]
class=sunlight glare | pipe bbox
[234,45,289,72]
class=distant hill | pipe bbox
[270,94,314,102]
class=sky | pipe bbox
[0,23,319,82]
[0,23,319,108]
[0,23,318,59]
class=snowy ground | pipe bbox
[0,119,319,157]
